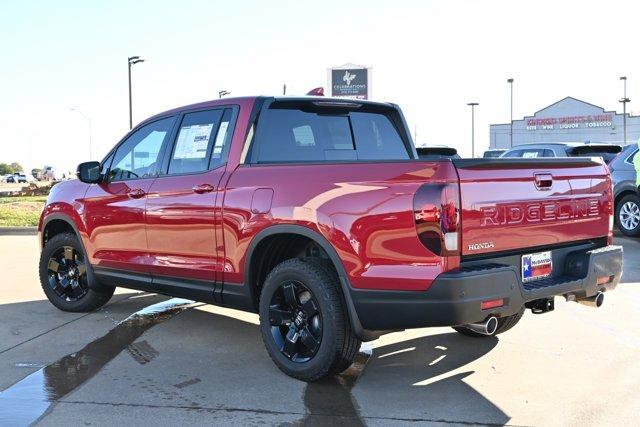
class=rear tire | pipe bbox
[453,308,525,338]
[39,233,114,312]
[616,194,640,237]
[259,258,360,382]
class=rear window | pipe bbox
[573,151,617,164]
[502,148,554,158]
[252,106,409,163]
[483,150,504,158]
[569,145,622,164]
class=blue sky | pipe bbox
[1,0,638,171]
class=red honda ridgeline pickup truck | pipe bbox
[39,96,623,381]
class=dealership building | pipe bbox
[489,97,640,149]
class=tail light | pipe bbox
[414,182,461,256]
[604,176,614,245]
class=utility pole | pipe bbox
[507,78,514,148]
[620,76,630,145]
[283,84,287,95]
[467,103,479,158]
[128,56,145,129]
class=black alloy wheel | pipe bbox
[46,245,89,301]
[269,280,323,363]
[259,258,360,381]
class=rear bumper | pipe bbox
[351,245,623,331]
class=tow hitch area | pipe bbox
[526,298,555,314]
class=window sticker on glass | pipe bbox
[212,121,229,158]
[292,125,315,146]
[174,124,214,159]
[522,151,539,158]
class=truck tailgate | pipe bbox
[454,158,612,257]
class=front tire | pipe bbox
[39,233,114,312]
[616,194,640,237]
[453,308,525,338]
[259,258,360,382]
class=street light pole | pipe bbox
[128,56,145,129]
[620,76,630,145]
[218,90,230,99]
[507,78,514,148]
[70,108,92,160]
[467,102,479,158]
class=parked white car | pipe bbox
[40,166,62,181]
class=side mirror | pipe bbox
[77,161,102,184]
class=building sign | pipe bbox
[526,114,613,131]
[328,64,370,99]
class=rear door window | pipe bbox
[168,109,224,174]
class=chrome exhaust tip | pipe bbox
[577,291,604,308]
[466,316,498,336]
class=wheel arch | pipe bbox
[41,214,81,248]
[614,187,640,208]
[244,224,369,339]
[40,213,109,291]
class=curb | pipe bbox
[0,227,38,236]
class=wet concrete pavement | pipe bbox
[0,234,639,426]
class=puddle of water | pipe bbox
[301,342,373,426]
[0,298,193,426]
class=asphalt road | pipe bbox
[0,233,638,426]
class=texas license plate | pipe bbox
[522,251,552,282]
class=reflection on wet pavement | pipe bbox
[0,298,194,426]
[301,343,373,426]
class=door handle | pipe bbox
[127,188,146,199]
[534,173,553,190]
[192,184,215,194]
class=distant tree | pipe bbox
[31,168,42,178]
[0,163,13,175]
[10,162,23,173]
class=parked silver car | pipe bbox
[500,142,639,237]
[609,144,639,237]
[500,142,622,163]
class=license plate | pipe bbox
[522,251,552,282]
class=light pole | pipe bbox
[70,108,92,160]
[128,56,145,129]
[507,78,514,148]
[467,102,479,158]
[620,76,630,145]
[218,90,230,99]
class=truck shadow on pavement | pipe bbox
[302,332,507,426]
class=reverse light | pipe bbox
[414,182,461,256]
[597,275,614,286]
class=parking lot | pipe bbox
[0,232,638,426]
